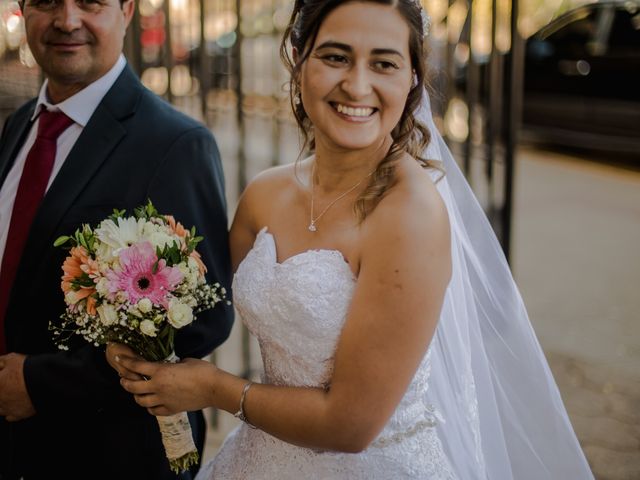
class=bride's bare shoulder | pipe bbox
[241,161,308,204]
[230,161,308,251]
[361,156,450,259]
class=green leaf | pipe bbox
[78,233,89,249]
[134,205,145,219]
[135,199,160,220]
[71,273,95,288]
[53,236,70,247]
[108,208,127,222]
[146,199,158,217]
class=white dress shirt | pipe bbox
[0,55,126,273]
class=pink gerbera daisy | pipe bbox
[106,241,183,308]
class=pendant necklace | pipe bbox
[308,162,374,232]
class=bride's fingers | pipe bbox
[106,343,139,365]
[119,370,144,381]
[115,354,157,378]
[120,377,156,395]
[106,342,136,357]
[133,393,162,409]
[106,345,146,380]
[112,357,146,380]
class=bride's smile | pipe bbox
[330,102,377,121]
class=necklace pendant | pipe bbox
[308,223,317,232]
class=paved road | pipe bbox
[512,147,640,480]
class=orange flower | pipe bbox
[61,246,98,311]
[62,246,85,292]
[86,296,97,316]
[190,250,207,275]
[165,215,188,238]
[68,288,93,302]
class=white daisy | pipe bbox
[95,217,145,259]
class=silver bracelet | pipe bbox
[233,381,257,429]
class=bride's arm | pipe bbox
[115,180,451,453]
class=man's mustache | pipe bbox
[43,31,93,44]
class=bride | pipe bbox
[108,0,594,478]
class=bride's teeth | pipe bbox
[335,103,373,117]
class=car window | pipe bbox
[541,9,597,58]
[607,10,640,57]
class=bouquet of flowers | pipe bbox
[51,201,227,473]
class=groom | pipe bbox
[0,0,233,478]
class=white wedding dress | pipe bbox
[196,227,457,479]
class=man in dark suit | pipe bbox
[0,0,233,478]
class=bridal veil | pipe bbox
[418,92,594,479]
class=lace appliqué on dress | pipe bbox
[197,228,457,479]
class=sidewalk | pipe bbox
[512,147,640,480]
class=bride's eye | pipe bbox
[322,54,349,65]
[372,60,399,72]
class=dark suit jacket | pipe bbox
[0,65,234,480]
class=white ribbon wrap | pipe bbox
[155,352,198,464]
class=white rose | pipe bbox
[187,256,199,273]
[177,263,190,279]
[187,257,204,284]
[167,300,193,328]
[96,304,118,326]
[177,262,197,289]
[95,239,116,262]
[182,295,197,308]
[137,298,153,313]
[140,319,157,337]
[149,231,175,250]
[95,277,110,297]
[186,269,199,286]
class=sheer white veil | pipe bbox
[418,91,594,479]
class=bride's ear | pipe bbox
[292,47,300,65]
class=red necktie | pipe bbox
[0,110,73,354]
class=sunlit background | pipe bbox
[0,0,600,202]
[1,1,638,478]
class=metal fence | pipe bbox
[3,0,596,252]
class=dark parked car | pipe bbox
[523,1,640,153]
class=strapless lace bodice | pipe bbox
[233,227,356,390]
[197,228,456,479]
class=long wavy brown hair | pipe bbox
[280,0,437,221]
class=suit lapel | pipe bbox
[12,66,143,295]
[0,100,37,189]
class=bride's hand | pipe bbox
[115,356,217,416]
[106,343,145,381]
